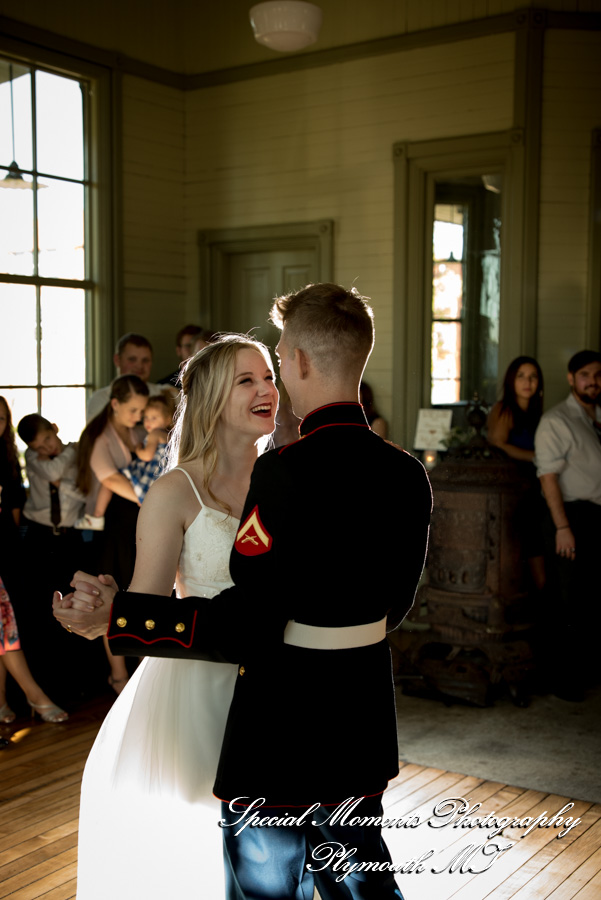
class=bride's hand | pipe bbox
[70,571,119,610]
[53,583,113,640]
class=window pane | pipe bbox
[0,283,37,384]
[1,388,39,454]
[0,183,34,276]
[41,287,86,384]
[42,387,86,443]
[37,178,84,279]
[0,63,33,172]
[433,213,464,261]
[431,379,460,405]
[35,71,84,181]
[433,261,463,319]
[432,321,461,404]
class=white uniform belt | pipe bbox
[283,617,387,650]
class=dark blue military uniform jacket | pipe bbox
[108,402,432,806]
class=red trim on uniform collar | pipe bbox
[278,402,368,452]
[299,402,366,436]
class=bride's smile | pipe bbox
[219,348,279,439]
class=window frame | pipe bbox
[392,129,532,448]
[0,33,119,423]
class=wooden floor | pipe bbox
[0,697,600,899]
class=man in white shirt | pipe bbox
[534,349,601,700]
[86,333,172,421]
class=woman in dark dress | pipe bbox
[487,356,545,589]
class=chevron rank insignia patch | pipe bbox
[235,506,273,556]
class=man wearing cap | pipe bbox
[534,349,601,701]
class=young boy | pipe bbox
[17,415,85,536]
[17,414,89,699]
[75,394,174,530]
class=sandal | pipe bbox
[0,704,16,724]
[28,700,69,723]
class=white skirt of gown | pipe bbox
[76,494,239,900]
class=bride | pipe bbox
[74,335,279,899]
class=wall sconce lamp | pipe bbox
[249,1,323,52]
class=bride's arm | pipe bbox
[128,473,187,596]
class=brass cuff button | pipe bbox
[175,622,185,633]
[116,617,127,628]
[239,666,245,676]
[145,619,156,631]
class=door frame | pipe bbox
[392,130,530,447]
[197,220,334,328]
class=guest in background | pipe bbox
[158,324,203,387]
[16,413,88,702]
[193,329,215,357]
[76,394,174,529]
[122,393,174,503]
[87,333,174,422]
[534,350,601,701]
[0,397,25,605]
[0,569,68,724]
[360,380,388,438]
[76,376,149,693]
[487,356,544,461]
[487,356,545,591]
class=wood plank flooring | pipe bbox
[0,697,600,899]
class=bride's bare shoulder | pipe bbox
[145,465,204,509]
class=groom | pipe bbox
[55,283,432,899]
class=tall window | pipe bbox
[431,204,466,404]
[430,178,502,407]
[0,56,90,443]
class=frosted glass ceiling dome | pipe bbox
[249,2,323,52]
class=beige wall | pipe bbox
[183,33,515,426]
[121,76,186,379]
[537,29,601,404]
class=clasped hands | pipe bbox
[53,572,119,639]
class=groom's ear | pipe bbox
[295,348,310,380]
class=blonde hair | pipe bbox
[168,334,274,511]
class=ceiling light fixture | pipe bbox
[249,1,323,52]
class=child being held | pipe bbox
[75,394,174,530]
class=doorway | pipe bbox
[198,220,334,351]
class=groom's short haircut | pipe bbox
[270,283,374,378]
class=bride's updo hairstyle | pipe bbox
[168,334,275,509]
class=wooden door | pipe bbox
[198,220,334,353]
[226,248,317,350]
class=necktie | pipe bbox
[50,483,61,535]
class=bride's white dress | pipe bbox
[76,469,239,899]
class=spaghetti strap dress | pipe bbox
[75,468,239,899]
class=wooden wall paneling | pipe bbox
[588,129,601,348]
[537,28,601,403]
